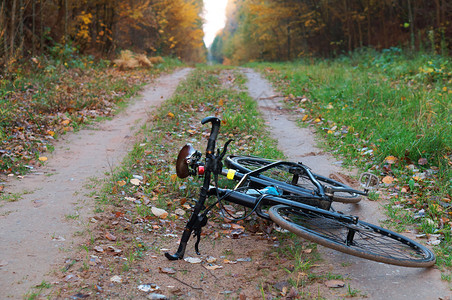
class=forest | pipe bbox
[0,0,206,71]
[1,0,451,69]
[211,0,452,64]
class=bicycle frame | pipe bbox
[165,116,365,260]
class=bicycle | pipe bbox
[165,116,435,268]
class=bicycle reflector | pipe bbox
[197,165,205,175]
[227,169,236,180]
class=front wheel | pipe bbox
[226,155,361,203]
[268,205,435,268]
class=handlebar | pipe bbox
[201,116,221,154]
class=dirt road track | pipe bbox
[243,68,450,300]
[0,68,191,298]
[0,66,449,299]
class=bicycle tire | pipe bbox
[268,205,435,268]
[226,156,361,203]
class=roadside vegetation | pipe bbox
[252,48,452,275]
[0,46,182,176]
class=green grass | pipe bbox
[0,192,23,202]
[249,49,451,273]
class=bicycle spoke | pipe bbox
[279,207,432,262]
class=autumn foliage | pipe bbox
[212,0,452,64]
[0,0,206,70]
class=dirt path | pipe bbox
[1,67,449,300]
[0,68,192,298]
[243,68,451,300]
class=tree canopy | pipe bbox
[214,0,452,64]
[0,0,206,69]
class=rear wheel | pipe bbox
[226,156,361,203]
[269,205,435,268]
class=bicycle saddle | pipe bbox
[176,144,196,178]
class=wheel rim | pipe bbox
[273,205,434,266]
[228,156,361,203]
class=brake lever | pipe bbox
[218,139,234,161]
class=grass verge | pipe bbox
[250,49,451,275]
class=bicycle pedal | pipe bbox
[359,172,379,189]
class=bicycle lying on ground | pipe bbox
[165,116,435,268]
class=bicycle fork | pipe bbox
[165,176,210,260]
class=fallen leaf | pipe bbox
[105,232,117,241]
[418,158,428,165]
[205,264,223,270]
[151,207,168,219]
[184,257,202,264]
[206,256,217,263]
[110,275,122,283]
[159,267,176,274]
[130,178,141,186]
[230,223,244,230]
[223,259,237,264]
[89,256,100,266]
[64,274,78,282]
[52,236,65,241]
[382,176,394,184]
[385,156,398,164]
[94,246,104,253]
[107,246,122,254]
[236,257,252,262]
[325,280,345,288]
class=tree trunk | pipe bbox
[287,24,291,60]
[366,0,371,46]
[407,0,415,51]
[0,0,6,65]
[65,0,68,43]
[40,0,44,52]
[19,0,24,55]
[32,0,36,56]
[10,0,17,58]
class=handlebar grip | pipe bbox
[201,116,221,154]
[201,116,221,125]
